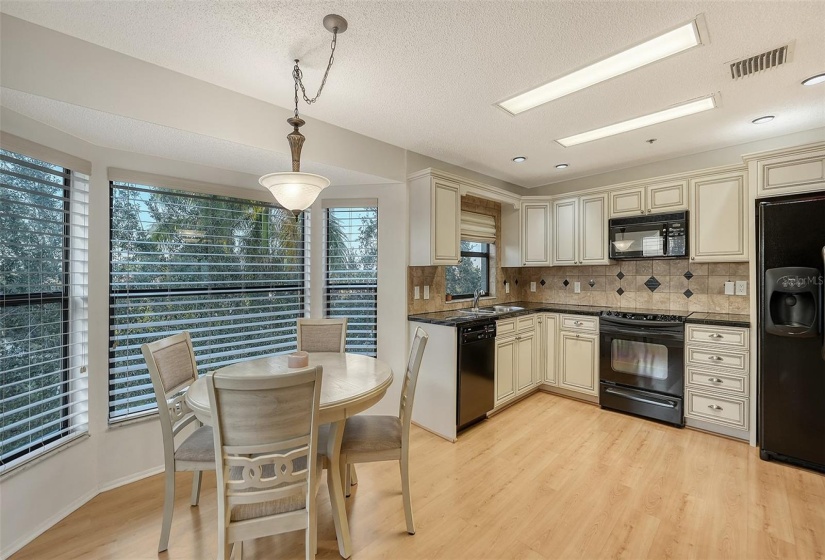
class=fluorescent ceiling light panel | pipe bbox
[556,96,716,147]
[497,18,704,115]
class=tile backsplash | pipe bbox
[516,260,750,314]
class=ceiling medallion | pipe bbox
[259,14,348,217]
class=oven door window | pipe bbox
[611,339,669,379]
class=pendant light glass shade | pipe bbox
[259,172,330,214]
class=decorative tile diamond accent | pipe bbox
[540,279,546,286]
[616,287,625,296]
[683,289,694,298]
[683,270,694,280]
[562,279,569,287]
[644,276,661,292]
[616,271,625,280]
[588,279,596,288]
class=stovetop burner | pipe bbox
[601,308,692,323]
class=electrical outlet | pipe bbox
[724,281,735,295]
[505,283,510,294]
[574,281,581,294]
[414,286,420,300]
[423,285,430,300]
[735,281,747,296]
[530,281,536,292]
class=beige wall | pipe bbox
[516,261,750,314]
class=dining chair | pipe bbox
[297,318,348,353]
[337,327,428,534]
[206,365,324,560]
[141,331,215,553]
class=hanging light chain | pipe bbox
[292,26,338,116]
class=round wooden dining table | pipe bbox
[186,352,394,559]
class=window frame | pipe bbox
[1,149,87,471]
[446,242,491,300]
[323,204,378,357]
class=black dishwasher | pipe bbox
[457,321,496,431]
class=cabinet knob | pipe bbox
[576,334,580,338]
[691,257,696,261]
[640,211,645,215]
[708,355,724,362]
[709,334,724,339]
[708,377,724,383]
[708,404,723,411]
[647,209,652,213]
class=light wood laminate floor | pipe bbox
[12,392,825,560]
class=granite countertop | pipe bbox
[409,301,752,328]
[407,301,603,327]
[685,312,751,328]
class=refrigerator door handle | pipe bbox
[821,245,824,362]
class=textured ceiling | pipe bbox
[2,1,825,187]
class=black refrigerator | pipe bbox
[757,192,825,473]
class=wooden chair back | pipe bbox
[206,366,323,544]
[297,318,348,353]
[399,327,428,447]
[142,331,201,459]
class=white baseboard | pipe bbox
[1,487,98,559]
[2,464,165,559]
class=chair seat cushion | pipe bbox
[174,425,215,464]
[341,415,402,453]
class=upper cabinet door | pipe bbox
[756,145,825,197]
[690,170,748,262]
[609,187,646,218]
[647,179,688,213]
[579,193,609,265]
[431,179,461,265]
[521,202,551,266]
[552,198,578,265]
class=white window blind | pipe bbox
[108,182,307,421]
[1,148,89,471]
[325,206,378,356]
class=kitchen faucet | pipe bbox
[472,288,485,311]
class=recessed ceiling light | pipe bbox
[556,96,716,147]
[802,72,825,86]
[752,115,775,124]
[555,163,569,169]
[496,16,706,115]
[512,156,527,163]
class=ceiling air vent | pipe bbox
[729,43,793,80]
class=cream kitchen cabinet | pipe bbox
[521,201,551,266]
[689,169,748,262]
[552,193,609,266]
[539,313,558,385]
[495,318,538,406]
[609,179,688,218]
[752,143,825,197]
[408,171,461,266]
[557,315,599,396]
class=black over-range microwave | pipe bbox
[608,211,688,259]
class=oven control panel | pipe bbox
[601,310,686,323]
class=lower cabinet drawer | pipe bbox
[685,389,748,430]
[516,315,536,332]
[496,319,516,337]
[560,314,598,332]
[686,347,748,373]
[686,367,748,395]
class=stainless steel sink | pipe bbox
[457,308,497,315]
[489,305,524,313]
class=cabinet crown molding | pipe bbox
[741,140,825,163]
[407,167,521,209]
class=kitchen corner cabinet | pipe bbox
[539,313,558,385]
[609,179,688,218]
[552,193,609,266]
[408,172,460,266]
[689,170,748,262]
[521,201,551,266]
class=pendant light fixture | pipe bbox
[259,14,348,217]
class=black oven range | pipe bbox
[598,309,688,426]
